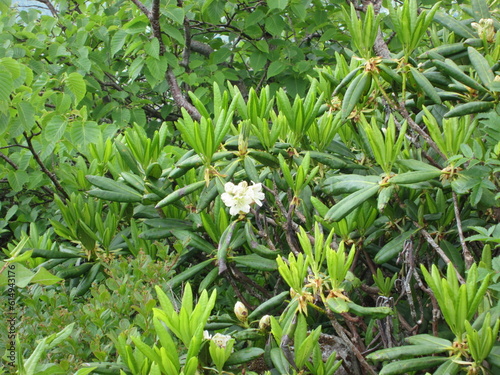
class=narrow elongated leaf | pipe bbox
[468,47,494,87]
[156,181,205,208]
[409,67,441,104]
[434,12,476,39]
[368,344,446,361]
[226,348,264,365]
[374,230,415,264]
[86,175,143,201]
[379,356,448,375]
[342,71,370,119]
[325,185,378,222]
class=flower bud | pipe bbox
[259,315,271,332]
[471,18,495,42]
[234,301,248,323]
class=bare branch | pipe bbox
[129,0,151,18]
[0,152,19,170]
[35,0,58,17]
[327,310,378,375]
[453,192,474,269]
[166,69,201,121]
[419,228,465,284]
[190,40,214,56]
[23,132,69,201]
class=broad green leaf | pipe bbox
[66,72,86,104]
[45,115,67,142]
[17,102,35,131]
[110,29,128,57]
[0,70,12,102]
[30,267,63,286]
[7,170,29,192]
[144,38,160,59]
[70,121,100,147]
[265,14,286,36]
[164,7,184,24]
[268,0,288,10]
[267,60,287,79]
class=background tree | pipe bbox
[0,0,499,374]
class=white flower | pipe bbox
[203,330,212,340]
[211,333,233,349]
[247,182,265,207]
[221,181,265,215]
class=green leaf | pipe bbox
[267,60,286,79]
[265,14,286,36]
[110,29,128,57]
[45,115,68,142]
[325,184,378,222]
[468,47,494,87]
[17,102,35,131]
[233,254,278,271]
[267,0,288,10]
[434,12,476,39]
[30,267,63,286]
[0,69,13,102]
[164,7,184,24]
[375,230,415,264]
[368,345,447,361]
[379,356,448,375]
[66,72,86,104]
[70,121,100,147]
[145,38,160,59]
[7,170,29,193]
[226,348,264,365]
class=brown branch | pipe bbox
[190,41,214,56]
[0,152,19,170]
[419,228,465,284]
[35,0,58,17]
[129,0,151,18]
[166,69,201,121]
[228,264,272,302]
[1,143,56,198]
[129,0,201,121]
[327,310,378,375]
[452,192,474,269]
[224,267,252,308]
[23,132,69,201]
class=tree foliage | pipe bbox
[0,0,499,374]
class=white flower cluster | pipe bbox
[203,331,233,349]
[221,181,265,216]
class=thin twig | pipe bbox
[327,310,378,375]
[419,228,465,283]
[0,153,19,170]
[129,0,151,17]
[452,192,474,269]
[129,0,201,120]
[23,132,69,201]
[35,0,58,17]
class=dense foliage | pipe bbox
[0,0,499,374]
